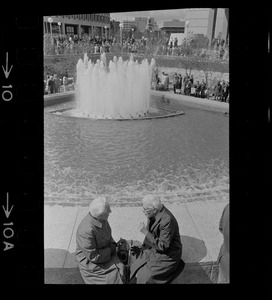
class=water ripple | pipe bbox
[44,100,229,206]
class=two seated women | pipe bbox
[75,195,185,284]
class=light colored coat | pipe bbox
[75,213,124,284]
[130,205,183,284]
[217,203,229,283]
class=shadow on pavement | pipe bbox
[45,267,84,284]
[180,235,207,262]
[44,235,217,284]
[171,235,215,284]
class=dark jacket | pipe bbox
[130,205,182,283]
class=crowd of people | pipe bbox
[45,33,229,61]
[75,195,229,284]
[44,69,74,94]
[154,69,229,102]
[50,34,116,55]
[44,65,229,103]
[46,33,153,56]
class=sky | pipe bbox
[110,9,187,27]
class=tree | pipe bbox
[44,34,56,55]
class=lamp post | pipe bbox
[58,22,61,35]
[48,17,53,42]
[104,25,107,40]
[185,21,190,43]
[119,22,123,46]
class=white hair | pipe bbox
[89,196,110,218]
[142,194,163,210]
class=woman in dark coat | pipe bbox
[214,80,222,100]
[177,74,182,94]
[48,76,55,94]
[200,80,207,98]
[75,197,125,284]
[129,195,184,284]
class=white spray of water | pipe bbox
[74,53,156,119]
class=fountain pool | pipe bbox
[44,96,229,207]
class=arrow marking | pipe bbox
[2,193,14,218]
[2,52,13,79]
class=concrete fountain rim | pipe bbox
[49,106,185,121]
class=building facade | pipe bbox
[122,20,136,31]
[185,8,229,43]
[160,20,185,35]
[43,14,110,38]
[135,17,156,32]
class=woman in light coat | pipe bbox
[75,197,125,284]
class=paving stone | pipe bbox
[44,205,79,267]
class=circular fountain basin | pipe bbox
[44,95,229,207]
[50,106,185,120]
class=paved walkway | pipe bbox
[44,199,228,284]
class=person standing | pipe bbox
[214,80,222,101]
[185,80,192,96]
[217,203,229,283]
[173,73,179,94]
[48,75,55,94]
[183,73,189,94]
[75,197,126,284]
[219,80,226,101]
[53,74,61,93]
[222,81,229,102]
[164,73,170,90]
[177,74,182,94]
[175,37,178,47]
[62,76,68,92]
[200,79,207,98]
[129,195,184,284]
[194,81,201,97]
[189,74,194,85]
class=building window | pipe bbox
[66,26,75,35]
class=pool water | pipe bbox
[44,99,229,206]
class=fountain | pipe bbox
[75,53,152,119]
[51,53,184,120]
[45,54,229,206]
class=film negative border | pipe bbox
[0,15,44,285]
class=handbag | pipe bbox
[116,238,130,265]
